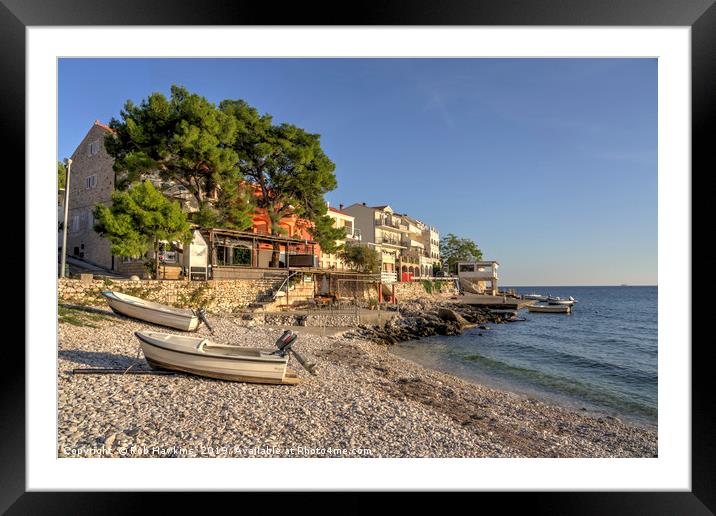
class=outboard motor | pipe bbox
[196,308,214,333]
[274,330,298,355]
[272,330,317,376]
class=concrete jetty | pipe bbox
[445,294,537,310]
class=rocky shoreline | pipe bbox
[345,299,517,344]
[57,305,657,458]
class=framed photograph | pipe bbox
[8,0,711,511]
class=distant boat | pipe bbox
[134,331,301,385]
[102,291,211,332]
[523,293,548,301]
[528,304,572,314]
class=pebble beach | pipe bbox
[57,307,657,458]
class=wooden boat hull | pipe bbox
[134,331,300,385]
[103,291,200,331]
[528,304,572,313]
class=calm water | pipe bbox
[391,286,657,426]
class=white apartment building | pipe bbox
[323,204,361,270]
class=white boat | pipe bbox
[546,296,576,306]
[134,331,301,385]
[527,304,572,313]
[523,293,548,301]
[102,291,209,332]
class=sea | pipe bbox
[390,286,658,427]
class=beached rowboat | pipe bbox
[527,304,572,313]
[133,331,301,385]
[102,291,210,332]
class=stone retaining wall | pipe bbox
[57,277,281,313]
[258,312,364,327]
[393,279,458,301]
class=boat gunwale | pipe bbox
[102,291,198,320]
[135,332,288,364]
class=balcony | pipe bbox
[344,230,362,241]
[376,237,406,249]
[375,218,410,233]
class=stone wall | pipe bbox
[392,279,459,302]
[57,277,282,313]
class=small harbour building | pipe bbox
[456,261,500,295]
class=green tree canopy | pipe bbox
[439,233,483,274]
[337,244,381,274]
[93,180,192,278]
[220,99,345,259]
[58,161,66,190]
[104,85,254,230]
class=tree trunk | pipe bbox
[154,238,160,279]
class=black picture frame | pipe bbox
[5,0,710,511]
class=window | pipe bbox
[85,175,97,189]
[88,140,100,156]
[216,245,252,266]
[459,263,475,273]
[70,215,79,233]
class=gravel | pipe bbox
[57,308,657,458]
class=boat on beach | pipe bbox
[101,291,211,332]
[527,304,572,313]
[133,331,302,384]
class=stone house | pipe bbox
[64,120,117,271]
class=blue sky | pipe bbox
[58,58,657,286]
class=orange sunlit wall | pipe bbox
[248,186,321,261]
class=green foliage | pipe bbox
[58,305,112,328]
[93,180,192,278]
[58,161,67,190]
[177,283,214,309]
[338,245,381,274]
[432,262,442,275]
[220,99,345,251]
[421,279,433,294]
[105,85,254,230]
[439,233,483,274]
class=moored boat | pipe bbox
[134,331,301,385]
[102,291,211,332]
[546,296,576,306]
[527,304,572,313]
[523,293,548,301]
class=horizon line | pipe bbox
[501,284,658,288]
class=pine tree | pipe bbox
[221,99,345,264]
[104,85,254,230]
[93,180,192,278]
